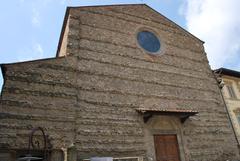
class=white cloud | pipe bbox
[181,0,240,70]
[34,43,44,56]
[32,8,40,27]
[60,0,67,5]
[17,43,44,62]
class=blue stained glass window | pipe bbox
[137,31,161,53]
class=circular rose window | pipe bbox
[137,31,161,53]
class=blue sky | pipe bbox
[1,0,240,91]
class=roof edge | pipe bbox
[214,68,240,78]
[0,56,64,67]
[67,3,145,9]
[143,4,204,44]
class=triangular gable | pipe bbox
[56,3,203,57]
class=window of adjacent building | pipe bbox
[137,31,161,53]
[236,113,240,125]
[226,85,237,99]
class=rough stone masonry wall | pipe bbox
[0,57,78,151]
[66,4,240,161]
[0,4,240,161]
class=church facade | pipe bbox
[0,4,239,161]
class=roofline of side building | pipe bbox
[214,68,240,78]
[0,56,66,80]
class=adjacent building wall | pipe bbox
[0,4,240,161]
[0,57,78,160]
[221,75,240,144]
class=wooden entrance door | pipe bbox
[154,135,181,161]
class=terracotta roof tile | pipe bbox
[136,108,198,113]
